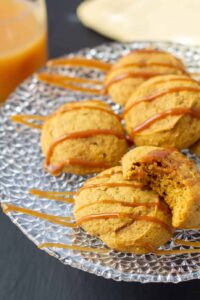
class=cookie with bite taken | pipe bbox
[74,166,172,254]
[122,146,200,229]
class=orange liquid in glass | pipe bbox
[0,0,48,101]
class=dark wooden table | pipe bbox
[0,0,200,299]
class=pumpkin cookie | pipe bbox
[104,49,187,106]
[74,166,172,254]
[41,100,128,175]
[122,146,200,229]
[124,74,200,149]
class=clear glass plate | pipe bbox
[1,41,200,283]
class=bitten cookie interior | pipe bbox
[122,146,200,229]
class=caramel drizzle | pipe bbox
[154,248,200,255]
[86,170,123,183]
[38,242,109,253]
[175,239,200,247]
[128,49,173,55]
[131,108,200,136]
[45,129,125,172]
[74,199,169,214]
[47,158,110,176]
[191,72,200,77]
[12,102,121,131]
[142,77,199,89]
[154,238,200,255]
[39,240,200,255]
[2,204,76,228]
[39,73,102,86]
[30,189,75,204]
[127,49,185,65]
[104,72,164,92]
[141,148,175,164]
[113,62,186,73]
[76,212,173,234]
[37,52,190,96]
[47,56,112,71]
[2,203,171,234]
[124,86,200,115]
[11,115,47,129]
[38,73,104,95]
[33,190,165,216]
[5,202,200,255]
[78,182,143,194]
[49,104,121,121]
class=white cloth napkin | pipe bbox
[77,0,200,45]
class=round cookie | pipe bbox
[41,100,128,175]
[124,74,200,149]
[74,166,172,254]
[104,49,187,106]
[122,146,200,229]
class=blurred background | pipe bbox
[77,0,200,45]
[1,0,200,102]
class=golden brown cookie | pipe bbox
[124,74,200,149]
[41,100,128,176]
[104,49,187,106]
[74,166,172,254]
[122,146,200,229]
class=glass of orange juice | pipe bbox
[0,0,48,102]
